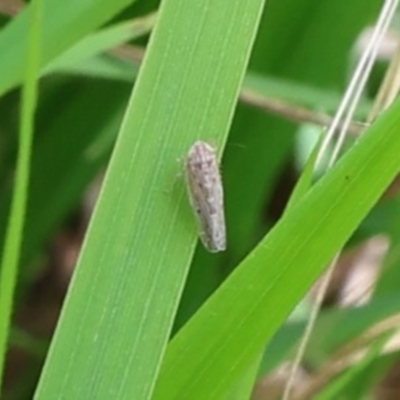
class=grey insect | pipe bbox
[185,141,226,253]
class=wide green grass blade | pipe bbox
[0,0,136,95]
[0,0,41,384]
[34,0,266,399]
[227,357,263,400]
[152,98,400,399]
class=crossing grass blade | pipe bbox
[152,97,400,399]
[43,12,157,75]
[0,0,136,95]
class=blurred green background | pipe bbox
[2,0,400,399]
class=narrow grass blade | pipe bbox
[285,135,322,214]
[44,13,157,75]
[0,0,135,95]
[0,0,41,384]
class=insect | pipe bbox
[185,141,226,253]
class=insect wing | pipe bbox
[185,141,226,252]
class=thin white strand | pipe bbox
[315,0,395,169]
[329,0,399,166]
[281,255,339,400]
[282,2,398,400]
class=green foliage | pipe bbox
[0,0,399,399]
[0,0,41,384]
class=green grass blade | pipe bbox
[152,98,400,399]
[284,134,322,214]
[226,354,263,400]
[0,0,41,384]
[34,0,266,399]
[44,12,157,75]
[0,0,135,95]
[225,135,322,399]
